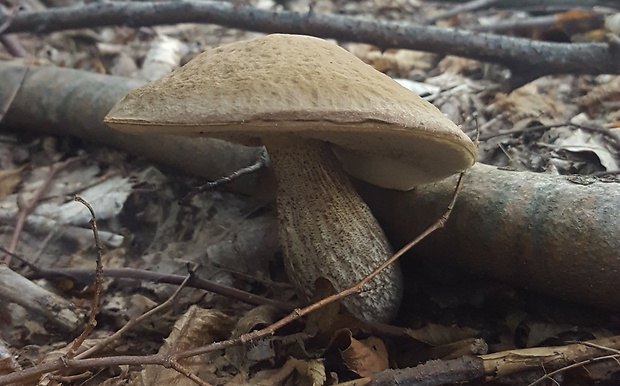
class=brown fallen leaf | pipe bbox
[0,165,26,200]
[577,75,620,108]
[493,83,560,122]
[333,329,389,378]
[137,306,234,386]
[250,357,326,386]
[405,323,480,347]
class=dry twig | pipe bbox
[479,121,620,145]
[66,196,105,359]
[24,265,296,311]
[3,160,53,265]
[179,149,269,205]
[2,156,86,264]
[427,0,500,23]
[0,271,200,385]
[5,1,620,88]
[176,172,467,362]
[74,271,194,360]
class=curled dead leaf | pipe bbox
[226,305,283,372]
[332,329,388,377]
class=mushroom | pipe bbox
[103,34,477,322]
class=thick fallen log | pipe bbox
[358,164,620,310]
[1,62,619,310]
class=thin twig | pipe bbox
[179,149,268,205]
[480,121,620,144]
[2,156,86,265]
[3,160,53,265]
[170,361,211,386]
[0,265,202,385]
[573,341,620,355]
[2,246,296,311]
[48,371,94,383]
[66,196,105,359]
[0,276,218,386]
[427,0,500,23]
[75,271,194,360]
[528,354,620,386]
[22,264,296,311]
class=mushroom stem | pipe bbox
[263,137,403,322]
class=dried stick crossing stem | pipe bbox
[177,171,467,360]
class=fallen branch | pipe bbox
[358,163,620,310]
[367,335,620,385]
[5,1,620,88]
[481,336,620,381]
[0,61,262,195]
[0,265,83,331]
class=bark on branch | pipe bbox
[0,61,262,195]
[5,1,620,88]
[358,164,620,310]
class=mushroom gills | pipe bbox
[263,136,403,322]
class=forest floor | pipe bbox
[0,0,619,385]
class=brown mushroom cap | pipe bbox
[104,34,476,190]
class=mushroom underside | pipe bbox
[105,120,475,190]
